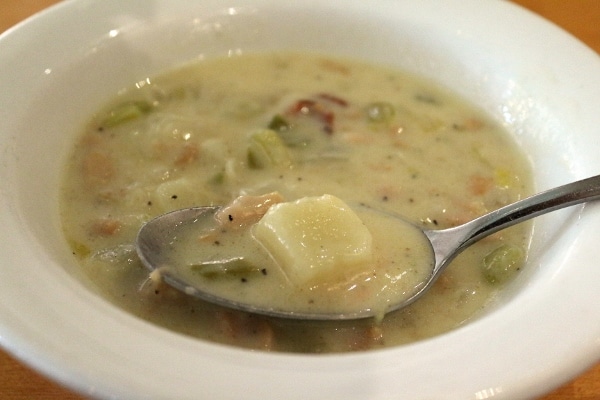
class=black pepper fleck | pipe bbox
[171,195,178,199]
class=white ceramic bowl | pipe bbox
[1,0,599,399]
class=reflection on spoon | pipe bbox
[136,174,600,320]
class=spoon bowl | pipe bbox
[137,175,600,320]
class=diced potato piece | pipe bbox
[201,138,228,161]
[253,195,373,285]
[152,177,207,212]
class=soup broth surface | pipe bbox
[61,52,532,353]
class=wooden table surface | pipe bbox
[0,0,599,398]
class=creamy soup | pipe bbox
[61,52,532,353]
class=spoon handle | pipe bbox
[427,174,600,272]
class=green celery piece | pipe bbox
[481,244,524,284]
[68,239,91,258]
[247,129,292,169]
[208,170,225,185]
[365,102,395,123]
[268,114,291,132]
[101,100,153,128]
[191,258,263,279]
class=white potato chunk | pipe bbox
[253,194,373,285]
[152,177,206,212]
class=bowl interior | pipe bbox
[1,1,599,399]
[8,0,585,288]
[12,0,586,301]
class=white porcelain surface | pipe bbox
[1,0,599,399]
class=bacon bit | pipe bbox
[215,192,285,229]
[90,218,121,236]
[349,325,385,351]
[318,93,349,107]
[431,273,456,294]
[216,310,276,350]
[286,94,349,134]
[376,185,400,201]
[289,99,335,127]
[455,117,485,131]
[464,118,485,130]
[388,125,405,136]
[80,132,104,148]
[339,131,373,144]
[369,325,385,345]
[289,99,316,114]
[139,272,185,301]
[197,230,222,244]
[174,143,199,166]
[319,58,351,75]
[95,189,120,203]
[82,151,114,187]
[468,175,494,196]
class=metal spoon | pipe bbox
[136,174,600,320]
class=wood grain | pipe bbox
[0,0,598,398]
